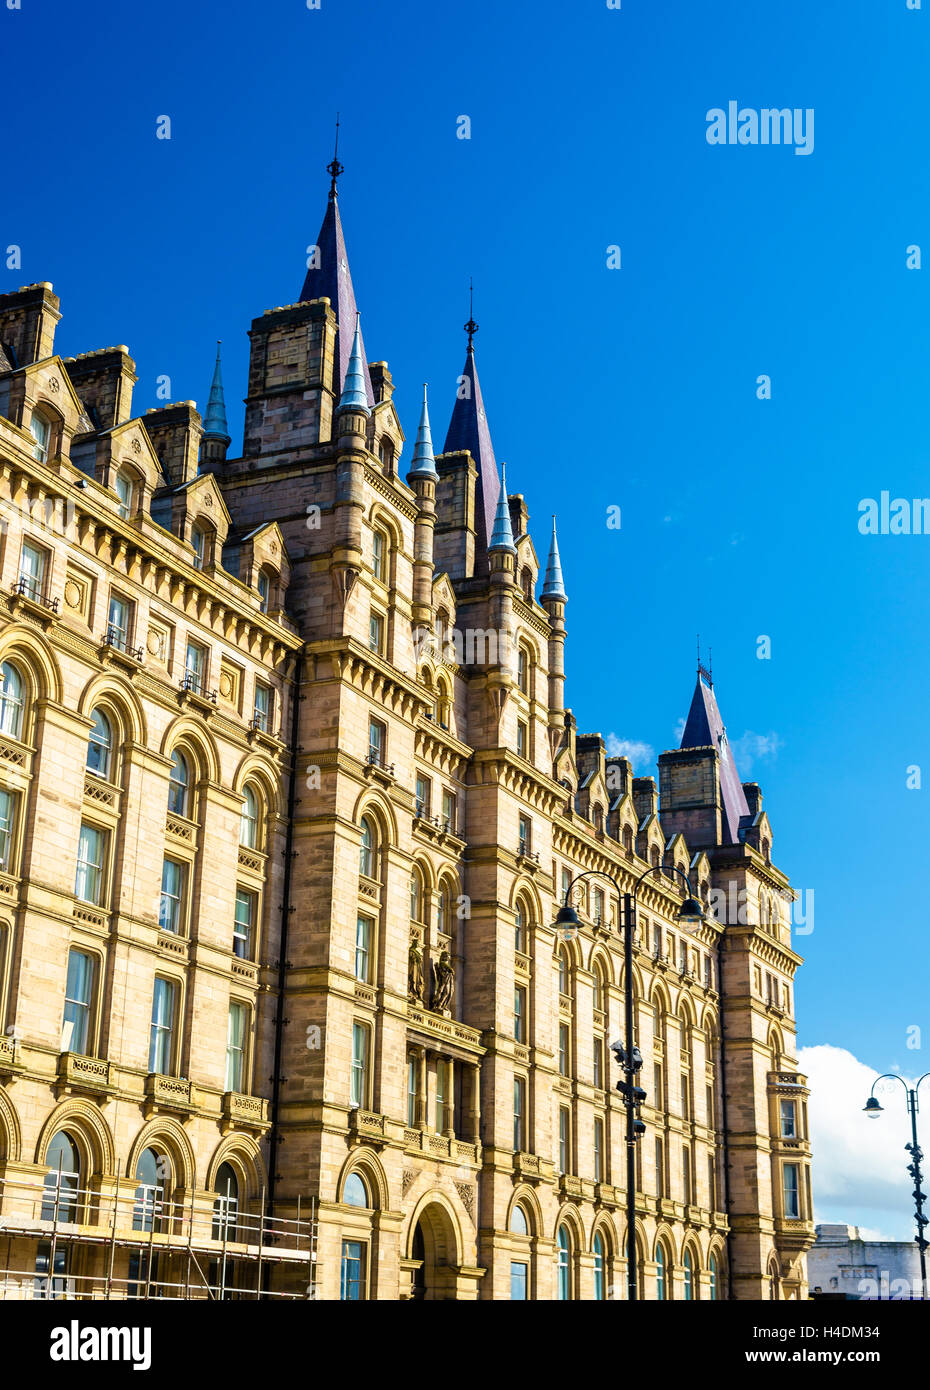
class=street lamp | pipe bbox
[555,862,704,1301]
[862,1072,930,1299]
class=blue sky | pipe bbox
[4,0,929,1232]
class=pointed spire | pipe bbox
[338,314,370,415]
[680,667,751,845]
[541,515,567,601]
[443,295,499,556]
[298,140,374,407]
[408,384,438,480]
[327,112,343,202]
[203,340,229,441]
[489,464,516,553]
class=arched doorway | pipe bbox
[406,1201,461,1300]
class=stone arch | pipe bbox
[0,1083,22,1162]
[160,715,221,786]
[205,1133,268,1198]
[0,626,63,708]
[509,876,543,924]
[508,1184,542,1235]
[404,1189,466,1266]
[589,1210,618,1255]
[125,1115,196,1191]
[677,992,697,1027]
[231,751,284,819]
[652,1221,680,1262]
[77,671,148,747]
[553,1201,586,1245]
[588,945,615,989]
[351,788,399,849]
[768,1024,786,1067]
[367,503,402,551]
[647,977,673,1013]
[35,1098,115,1176]
[336,1148,389,1211]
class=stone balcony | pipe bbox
[57,1052,112,1095]
[403,1128,480,1166]
[222,1091,270,1133]
[144,1073,195,1115]
[513,1151,556,1184]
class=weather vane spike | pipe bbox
[327,112,344,199]
[464,276,478,347]
[697,633,713,688]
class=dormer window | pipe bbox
[378,437,395,473]
[30,412,50,463]
[257,570,270,613]
[115,471,134,520]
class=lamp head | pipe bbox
[677,896,705,930]
[863,1097,883,1119]
[554,902,581,941]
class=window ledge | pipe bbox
[222,1091,270,1133]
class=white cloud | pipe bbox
[673,716,686,743]
[731,729,782,773]
[605,735,654,771]
[799,1043,923,1241]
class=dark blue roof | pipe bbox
[299,194,373,408]
[442,343,499,558]
[680,675,751,845]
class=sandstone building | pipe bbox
[0,159,814,1300]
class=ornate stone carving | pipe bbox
[63,579,82,610]
[408,939,424,1002]
[402,1169,416,1197]
[454,1181,475,1218]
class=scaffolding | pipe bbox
[0,1167,318,1300]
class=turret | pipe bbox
[201,341,231,465]
[331,315,370,615]
[540,515,568,760]
[407,384,438,636]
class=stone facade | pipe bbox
[0,175,814,1301]
[808,1225,924,1300]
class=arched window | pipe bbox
[558,947,570,996]
[521,567,533,599]
[41,1132,80,1222]
[622,825,633,854]
[256,570,271,613]
[0,662,25,740]
[592,804,604,833]
[359,817,375,879]
[709,1253,718,1301]
[436,676,451,731]
[515,900,527,954]
[30,410,51,463]
[212,1162,239,1240]
[437,879,453,937]
[409,865,424,923]
[372,529,389,584]
[133,1148,167,1233]
[556,1226,571,1300]
[683,1248,694,1300]
[168,750,190,818]
[343,1171,370,1208]
[510,1204,528,1235]
[114,469,134,519]
[517,646,530,694]
[378,438,395,473]
[656,1244,668,1300]
[239,786,259,849]
[650,846,660,868]
[86,708,113,779]
[593,1232,606,1300]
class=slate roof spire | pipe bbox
[541,515,567,601]
[679,664,751,845]
[442,287,499,556]
[338,314,370,415]
[489,463,516,553]
[408,384,438,480]
[298,130,374,408]
[203,340,229,441]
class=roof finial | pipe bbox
[489,463,516,554]
[337,311,370,416]
[408,383,438,480]
[696,633,713,688]
[327,112,344,201]
[464,277,478,350]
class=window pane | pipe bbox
[62,949,94,1054]
[0,788,15,870]
[0,662,23,738]
[510,1262,528,1300]
[159,858,184,933]
[233,890,254,958]
[225,1002,246,1092]
[149,979,175,1073]
[75,823,104,904]
[355,915,372,982]
[340,1240,366,1300]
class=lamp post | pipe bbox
[555,863,704,1301]
[863,1072,930,1300]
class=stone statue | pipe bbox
[432,950,455,1013]
[408,940,424,1002]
